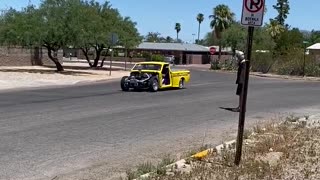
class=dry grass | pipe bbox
[144,118,320,180]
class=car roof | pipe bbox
[136,61,168,65]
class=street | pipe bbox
[1,69,320,180]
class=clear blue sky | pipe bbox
[1,0,319,43]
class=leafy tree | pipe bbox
[165,36,174,43]
[67,0,140,68]
[253,27,276,51]
[209,4,235,61]
[221,22,246,55]
[266,19,285,40]
[117,16,142,64]
[307,30,320,44]
[276,28,304,55]
[202,32,219,46]
[145,32,162,42]
[175,23,181,41]
[38,0,82,71]
[273,0,290,26]
[196,13,204,44]
[0,0,75,71]
[0,0,141,70]
[74,0,121,67]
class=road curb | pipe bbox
[250,72,320,81]
[134,139,237,180]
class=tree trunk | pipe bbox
[198,23,201,43]
[100,48,109,67]
[218,39,222,61]
[46,47,64,72]
[81,47,93,67]
[100,57,106,67]
[92,46,103,67]
[124,49,128,71]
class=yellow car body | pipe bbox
[121,61,190,92]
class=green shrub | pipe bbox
[140,53,164,62]
[142,52,152,59]
[305,64,320,77]
[273,49,313,76]
[150,54,165,62]
[210,60,221,70]
[221,58,237,71]
[251,52,274,73]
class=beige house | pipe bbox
[307,43,320,63]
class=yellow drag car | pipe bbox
[120,61,190,92]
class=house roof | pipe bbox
[307,43,320,50]
[136,42,210,52]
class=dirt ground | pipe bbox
[0,62,128,91]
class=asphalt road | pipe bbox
[1,69,320,180]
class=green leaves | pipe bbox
[196,13,204,24]
[0,0,141,50]
[273,0,290,26]
[209,4,235,39]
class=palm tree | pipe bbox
[175,23,181,42]
[209,4,235,61]
[196,13,204,44]
[266,19,285,40]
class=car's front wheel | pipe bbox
[121,76,130,91]
[149,76,159,92]
[179,78,185,89]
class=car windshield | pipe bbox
[132,64,162,71]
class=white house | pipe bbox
[307,43,320,63]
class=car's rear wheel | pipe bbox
[121,76,129,91]
[149,76,159,92]
[179,78,185,89]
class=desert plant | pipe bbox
[136,161,155,176]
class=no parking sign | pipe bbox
[241,0,265,27]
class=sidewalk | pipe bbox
[175,64,320,81]
[0,64,128,91]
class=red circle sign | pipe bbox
[245,0,264,13]
[209,47,216,55]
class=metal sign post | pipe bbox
[109,49,113,76]
[109,33,118,76]
[234,26,254,165]
[235,0,265,166]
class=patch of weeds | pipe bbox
[252,134,285,154]
[139,116,320,180]
[125,169,137,180]
[136,161,155,176]
[155,164,167,176]
[285,114,299,123]
[243,129,252,139]
[219,148,236,167]
[153,154,176,176]
[158,154,175,167]
[253,124,264,134]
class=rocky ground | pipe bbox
[127,114,320,180]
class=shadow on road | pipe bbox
[0,68,95,76]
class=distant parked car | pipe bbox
[164,55,175,64]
